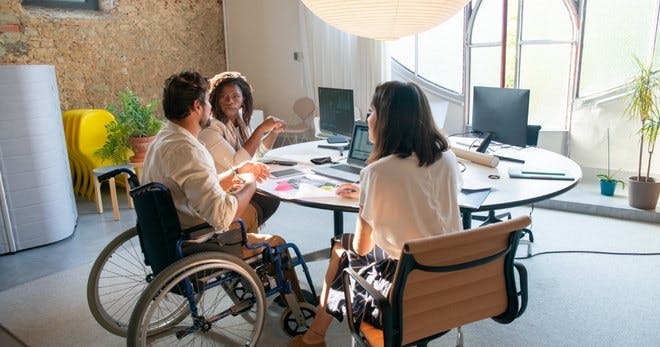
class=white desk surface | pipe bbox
[261,140,582,214]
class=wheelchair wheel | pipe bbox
[127,252,266,347]
[280,302,317,337]
[87,227,152,336]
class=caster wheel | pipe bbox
[279,302,317,337]
[275,289,318,307]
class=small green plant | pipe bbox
[596,173,625,189]
[95,89,162,163]
[597,128,625,189]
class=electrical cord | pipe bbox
[516,250,660,260]
[515,205,660,259]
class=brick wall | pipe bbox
[0,0,226,114]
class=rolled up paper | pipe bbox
[451,147,500,168]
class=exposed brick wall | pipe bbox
[0,0,226,114]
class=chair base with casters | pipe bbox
[343,216,531,347]
[86,167,318,345]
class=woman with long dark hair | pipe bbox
[288,81,463,347]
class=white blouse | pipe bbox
[359,151,463,258]
[198,118,269,172]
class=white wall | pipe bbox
[224,0,306,124]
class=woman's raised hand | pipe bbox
[260,116,286,134]
[336,183,360,199]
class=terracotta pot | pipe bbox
[128,136,155,163]
[627,176,660,210]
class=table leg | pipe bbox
[333,210,343,237]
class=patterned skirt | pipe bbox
[325,233,398,329]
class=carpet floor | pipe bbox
[1,205,659,346]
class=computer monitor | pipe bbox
[472,86,530,149]
[318,87,355,143]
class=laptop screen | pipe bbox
[348,122,373,165]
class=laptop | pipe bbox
[312,122,373,182]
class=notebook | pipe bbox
[312,122,373,182]
[508,167,575,181]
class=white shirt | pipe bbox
[142,121,238,230]
[359,151,463,258]
[198,118,269,172]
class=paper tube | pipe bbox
[451,147,499,168]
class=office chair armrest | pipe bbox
[514,262,528,317]
[342,267,390,347]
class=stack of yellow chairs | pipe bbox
[62,109,116,199]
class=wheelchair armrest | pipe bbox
[514,262,528,317]
[179,223,214,244]
[342,267,391,344]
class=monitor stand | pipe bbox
[326,135,349,144]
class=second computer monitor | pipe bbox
[318,87,355,142]
[472,86,530,148]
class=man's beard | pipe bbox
[200,115,211,129]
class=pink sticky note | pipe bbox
[275,182,294,191]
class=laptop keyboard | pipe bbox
[332,164,362,174]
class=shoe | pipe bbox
[286,335,326,347]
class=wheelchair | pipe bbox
[86,167,318,346]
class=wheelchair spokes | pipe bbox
[127,252,266,347]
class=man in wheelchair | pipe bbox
[142,70,307,291]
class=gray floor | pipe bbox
[0,180,659,346]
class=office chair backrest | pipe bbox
[527,124,542,147]
[130,182,184,275]
[391,215,531,346]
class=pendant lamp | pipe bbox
[301,0,471,40]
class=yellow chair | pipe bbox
[343,216,531,347]
[62,109,93,196]
[75,109,115,199]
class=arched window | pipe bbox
[467,0,579,130]
[579,0,659,98]
[390,8,465,101]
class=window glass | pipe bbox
[521,0,572,41]
[579,0,656,96]
[471,0,503,44]
[390,34,416,72]
[418,10,464,91]
[519,44,572,129]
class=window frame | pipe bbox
[22,0,99,10]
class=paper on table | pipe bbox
[294,183,337,199]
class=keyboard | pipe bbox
[331,164,362,174]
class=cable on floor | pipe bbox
[516,250,660,260]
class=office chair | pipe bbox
[342,216,531,347]
[282,97,315,145]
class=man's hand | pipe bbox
[237,161,270,182]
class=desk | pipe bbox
[261,140,582,234]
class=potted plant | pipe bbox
[95,89,163,164]
[623,56,660,209]
[597,128,625,196]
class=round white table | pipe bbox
[261,140,582,233]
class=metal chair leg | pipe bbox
[456,326,464,347]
